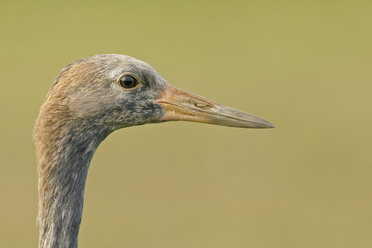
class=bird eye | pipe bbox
[119,75,139,89]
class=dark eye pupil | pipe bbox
[120,75,138,88]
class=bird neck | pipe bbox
[34,116,110,248]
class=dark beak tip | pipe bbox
[266,122,275,128]
[262,121,275,129]
[247,115,274,129]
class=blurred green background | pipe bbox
[1,0,372,247]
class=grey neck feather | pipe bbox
[37,123,110,248]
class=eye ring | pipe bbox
[118,74,141,89]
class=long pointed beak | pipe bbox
[154,86,274,128]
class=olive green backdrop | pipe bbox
[1,1,371,247]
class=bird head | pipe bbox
[45,54,273,133]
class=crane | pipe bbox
[33,54,273,248]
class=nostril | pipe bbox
[195,102,212,109]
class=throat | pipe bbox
[35,124,109,248]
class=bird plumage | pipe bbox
[34,54,273,248]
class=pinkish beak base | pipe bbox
[154,86,274,128]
